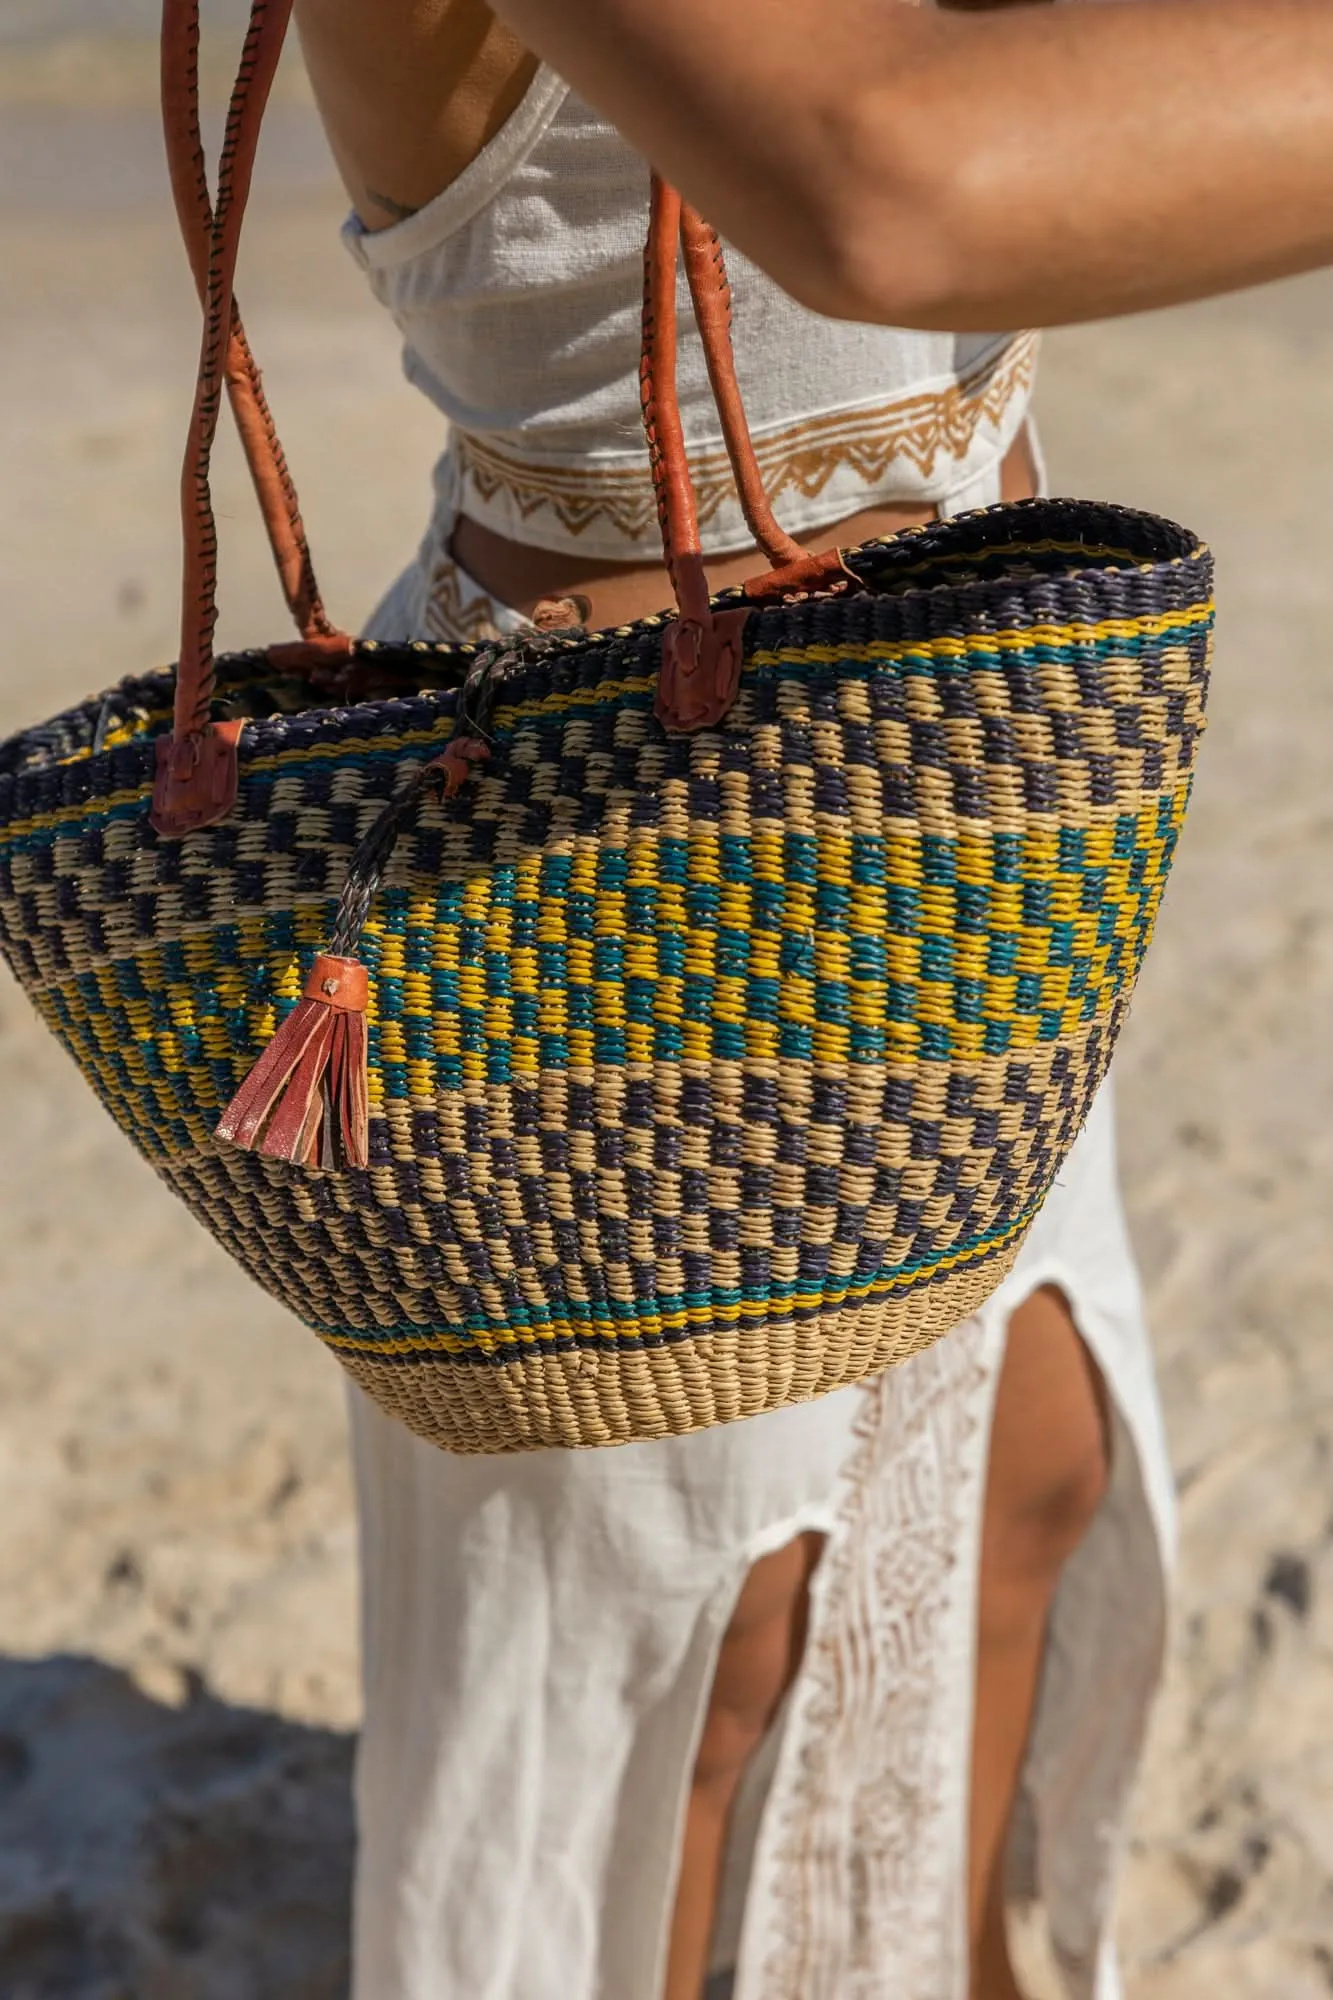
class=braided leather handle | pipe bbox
[677,204,807,572]
[153,0,350,836]
[641,174,852,730]
[161,0,344,652]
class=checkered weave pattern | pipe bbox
[0,501,1212,1449]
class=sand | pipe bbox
[2,24,1332,1999]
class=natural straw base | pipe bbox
[332,1239,1026,1453]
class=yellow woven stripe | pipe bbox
[319,1205,1036,1358]
[749,601,1213,673]
[37,983,222,1150]
[5,724,467,843]
[27,779,1184,1111]
[858,535,1202,573]
[8,597,1208,847]
[511,849,543,1076]
[717,864,752,1037]
[814,815,852,1061]
[683,824,720,1063]
[485,886,516,1061]
[595,834,628,1048]
[476,606,1211,730]
[2,780,153,841]
[567,843,598,1070]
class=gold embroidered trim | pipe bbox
[454,333,1038,545]
[423,554,509,644]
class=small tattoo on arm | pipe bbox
[366,188,422,225]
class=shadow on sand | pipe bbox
[0,1653,353,1998]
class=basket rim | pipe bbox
[0,494,1213,809]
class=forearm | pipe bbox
[488,0,1333,329]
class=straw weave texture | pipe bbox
[0,502,1212,1450]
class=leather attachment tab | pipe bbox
[265,631,356,674]
[744,548,860,603]
[656,607,750,733]
[303,954,369,1012]
[149,718,244,835]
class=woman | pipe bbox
[292,3,1333,1996]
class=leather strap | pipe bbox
[677,204,806,571]
[640,178,750,732]
[643,175,853,729]
[640,179,712,639]
[154,0,350,836]
[161,1,342,651]
[152,8,861,807]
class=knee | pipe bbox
[691,1691,772,1800]
[984,1288,1112,1591]
[980,1438,1109,1662]
[999,1434,1110,1582]
[690,1530,824,1803]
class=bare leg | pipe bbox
[969,1285,1111,1999]
[664,1287,1110,2000]
[663,1530,825,2000]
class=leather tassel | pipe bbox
[217,953,369,1169]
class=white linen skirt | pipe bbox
[347,449,1175,2000]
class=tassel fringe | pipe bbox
[217,643,539,1173]
[216,953,369,1169]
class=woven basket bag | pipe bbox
[0,0,1213,1452]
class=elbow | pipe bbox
[781,88,1000,332]
[806,216,969,335]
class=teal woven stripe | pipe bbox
[314,1196,1047,1352]
[0,617,1206,863]
[21,787,1173,1116]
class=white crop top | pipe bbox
[343,65,1037,561]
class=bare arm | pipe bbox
[489,0,1333,329]
[295,0,1333,330]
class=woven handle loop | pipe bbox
[640,173,853,730]
[153,0,351,836]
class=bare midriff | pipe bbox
[295,0,1041,633]
[451,426,1037,629]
